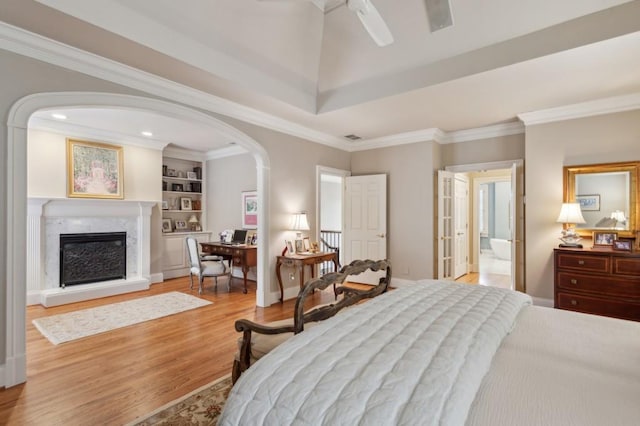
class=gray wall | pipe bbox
[525,109,640,300]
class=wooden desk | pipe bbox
[200,242,257,294]
[276,252,339,302]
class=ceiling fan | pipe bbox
[260,0,453,48]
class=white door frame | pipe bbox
[4,92,272,387]
[445,159,524,292]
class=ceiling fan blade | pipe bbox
[347,0,394,47]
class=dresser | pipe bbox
[554,248,640,321]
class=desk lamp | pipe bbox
[290,212,310,239]
[557,203,586,248]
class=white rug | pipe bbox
[33,292,212,345]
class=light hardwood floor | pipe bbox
[0,276,336,425]
[455,271,512,289]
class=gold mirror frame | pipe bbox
[564,161,639,238]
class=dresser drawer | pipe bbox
[557,292,640,321]
[613,257,640,276]
[556,253,609,273]
[557,272,640,298]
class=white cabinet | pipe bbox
[162,232,212,279]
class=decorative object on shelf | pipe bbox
[593,231,617,247]
[193,166,202,179]
[188,214,201,231]
[66,138,123,199]
[246,230,257,245]
[180,197,192,210]
[175,220,188,231]
[162,218,173,233]
[295,239,304,253]
[303,237,311,251]
[169,198,178,210]
[311,241,319,253]
[556,203,586,248]
[162,181,168,191]
[162,165,167,176]
[187,171,197,180]
[612,240,632,251]
[166,168,177,177]
[576,194,600,211]
[191,182,202,193]
[177,170,186,178]
[161,200,169,210]
[192,199,201,210]
[172,183,184,192]
[242,190,258,229]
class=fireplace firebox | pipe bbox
[59,232,127,287]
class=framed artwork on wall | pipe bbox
[576,194,600,211]
[242,190,258,229]
[66,138,123,199]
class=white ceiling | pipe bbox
[4,0,640,152]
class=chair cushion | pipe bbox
[201,261,226,275]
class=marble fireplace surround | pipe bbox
[27,198,156,307]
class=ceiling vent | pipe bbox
[344,134,362,141]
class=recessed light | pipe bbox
[51,113,67,120]
[141,131,153,137]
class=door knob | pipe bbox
[376,233,385,238]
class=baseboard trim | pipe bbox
[150,273,164,284]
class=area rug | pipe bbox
[130,374,232,425]
[33,291,212,345]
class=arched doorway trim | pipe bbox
[4,92,271,387]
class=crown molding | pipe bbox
[440,121,524,144]
[0,22,346,150]
[163,146,207,161]
[346,128,444,152]
[518,92,640,126]
[28,116,169,150]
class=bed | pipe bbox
[219,280,640,425]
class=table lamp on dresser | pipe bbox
[556,202,586,248]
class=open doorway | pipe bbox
[316,166,350,272]
[439,160,524,292]
[473,172,512,289]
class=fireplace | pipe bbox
[60,232,127,287]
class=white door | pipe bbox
[454,175,469,279]
[437,170,454,279]
[344,174,387,284]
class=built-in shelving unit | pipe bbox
[161,149,212,279]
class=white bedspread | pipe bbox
[220,281,531,425]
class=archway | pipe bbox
[4,92,271,387]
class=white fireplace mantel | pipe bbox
[27,197,156,306]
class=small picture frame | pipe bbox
[172,183,184,192]
[303,237,311,251]
[246,231,257,245]
[166,168,177,177]
[593,231,617,246]
[187,171,197,180]
[161,200,169,210]
[613,240,632,252]
[285,240,294,255]
[175,220,188,231]
[311,241,319,252]
[295,239,304,253]
[180,197,192,210]
[161,218,172,233]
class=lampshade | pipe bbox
[556,203,586,224]
[188,214,199,224]
[290,212,310,231]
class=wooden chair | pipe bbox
[232,259,391,383]
[185,237,231,294]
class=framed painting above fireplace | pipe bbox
[67,138,124,199]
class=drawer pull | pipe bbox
[571,300,578,306]
[570,279,578,285]
[577,260,585,265]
